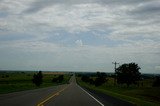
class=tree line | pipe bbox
[80,62,160,87]
[81,72,107,86]
[32,71,64,86]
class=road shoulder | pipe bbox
[79,85,135,106]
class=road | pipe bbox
[43,75,102,106]
[0,75,133,106]
[0,84,67,106]
[0,75,102,106]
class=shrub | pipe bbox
[32,71,43,86]
[152,76,160,87]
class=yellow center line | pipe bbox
[37,85,70,106]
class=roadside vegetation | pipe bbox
[76,62,160,106]
[0,71,71,94]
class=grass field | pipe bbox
[0,71,71,94]
[76,77,160,106]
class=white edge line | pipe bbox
[77,84,104,106]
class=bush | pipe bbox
[52,77,58,83]
[58,75,64,83]
[32,71,43,86]
[5,75,9,78]
[94,72,107,86]
[81,72,107,87]
[52,75,64,83]
[89,78,94,85]
[81,75,90,82]
[152,76,160,87]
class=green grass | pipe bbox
[76,77,160,106]
[0,71,71,94]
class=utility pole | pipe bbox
[112,62,119,85]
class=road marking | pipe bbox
[37,85,69,106]
[77,84,104,106]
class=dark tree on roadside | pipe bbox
[81,75,90,82]
[81,72,107,86]
[32,71,43,86]
[89,78,94,85]
[58,75,64,83]
[152,76,160,87]
[94,72,107,86]
[52,77,58,83]
[116,63,141,87]
[52,75,64,83]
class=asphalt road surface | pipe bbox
[44,75,102,106]
[0,84,67,106]
[0,75,133,106]
[0,75,101,106]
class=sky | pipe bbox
[0,0,160,73]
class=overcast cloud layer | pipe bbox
[0,0,160,73]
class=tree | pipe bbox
[152,76,160,87]
[116,63,141,87]
[52,75,64,83]
[81,75,90,82]
[81,72,107,86]
[89,78,94,85]
[52,77,58,83]
[94,72,107,86]
[32,71,43,86]
[58,75,64,83]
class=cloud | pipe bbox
[129,1,160,15]
[23,0,98,14]
[155,66,160,71]
[1,0,160,37]
[0,39,159,72]
[0,0,160,73]
[23,0,56,14]
[75,40,83,47]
